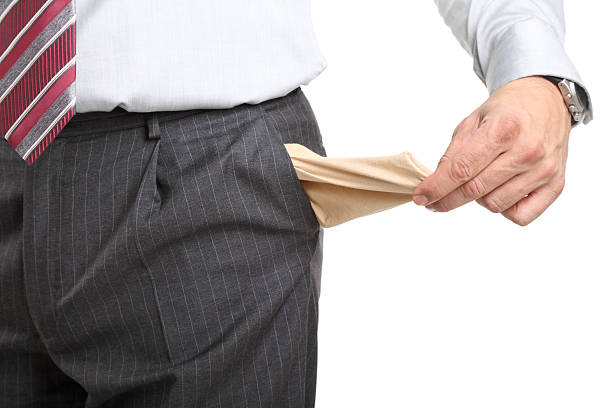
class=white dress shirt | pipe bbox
[435,0,592,123]
[75,0,592,123]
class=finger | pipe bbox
[448,111,481,145]
[476,156,559,213]
[425,151,519,212]
[413,115,478,206]
[414,116,519,207]
[475,175,540,215]
[501,177,566,226]
[430,112,480,170]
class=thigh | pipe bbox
[20,122,172,406]
[129,87,326,407]
[0,142,86,407]
[17,86,326,407]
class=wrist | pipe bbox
[539,75,587,127]
[535,76,572,128]
[499,76,571,128]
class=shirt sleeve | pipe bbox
[433,0,593,124]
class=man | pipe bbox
[0,0,592,407]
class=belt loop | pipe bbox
[146,113,161,140]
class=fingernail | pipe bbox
[414,195,428,206]
[426,205,437,212]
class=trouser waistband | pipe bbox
[56,107,203,140]
[57,87,303,140]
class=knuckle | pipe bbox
[437,154,450,168]
[493,116,521,145]
[418,183,438,201]
[435,200,450,213]
[462,177,486,198]
[483,195,506,213]
[519,142,545,165]
[551,177,566,196]
[513,215,531,227]
[558,177,566,193]
[452,120,468,139]
[540,159,558,179]
[453,114,478,139]
[417,180,433,195]
[450,156,473,182]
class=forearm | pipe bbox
[434,0,592,123]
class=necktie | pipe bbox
[0,0,76,166]
[284,143,432,228]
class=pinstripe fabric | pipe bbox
[0,87,326,407]
[0,0,76,166]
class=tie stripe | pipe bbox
[25,102,74,165]
[0,0,73,78]
[0,0,76,165]
[1,0,50,56]
[8,61,75,147]
[1,24,75,136]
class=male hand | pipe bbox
[413,76,572,226]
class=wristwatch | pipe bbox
[542,76,588,126]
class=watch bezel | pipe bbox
[542,75,586,126]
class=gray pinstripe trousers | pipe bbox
[0,87,326,407]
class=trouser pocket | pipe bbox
[135,91,325,369]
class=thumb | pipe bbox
[413,112,481,203]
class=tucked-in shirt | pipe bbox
[75,0,592,123]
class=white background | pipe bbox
[304,1,611,407]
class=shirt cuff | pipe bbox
[481,17,593,124]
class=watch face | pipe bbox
[575,83,589,109]
[546,77,588,124]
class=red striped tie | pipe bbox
[0,0,76,166]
